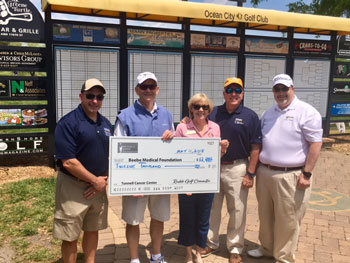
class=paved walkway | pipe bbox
[96,149,350,263]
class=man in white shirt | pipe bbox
[248,74,323,263]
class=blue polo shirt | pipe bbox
[117,101,173,136]
[55,104,113,177]
[209,103,262,162]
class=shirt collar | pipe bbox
[187,119,213,134]
[274,96,299,112]
[136,99,158,113]
[77,104,101,123]
[219,103,243,115]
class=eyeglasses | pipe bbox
[85,93,104,101]
[193,104,210,110]
[139,84,157,91]
[273,86,290,92]
[225,87,243,94]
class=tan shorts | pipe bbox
[53,171,108,241]
[122,195,170,225]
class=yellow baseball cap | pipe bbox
[224,77,243,89]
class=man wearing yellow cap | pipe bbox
[201,77,262,263]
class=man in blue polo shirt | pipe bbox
[201,77,262,263]
[54,78,113,263]
[114,72,174,263]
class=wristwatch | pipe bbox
[302,168,312,179]
[247,171,256,178]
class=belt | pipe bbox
[58,169,85,182]
[261,162,303,172]
[221,159,247,165]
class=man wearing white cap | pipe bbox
[114,72,174,263]
[248,74,323,263]
[54,78,113,262]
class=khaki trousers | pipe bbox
[256,165,311,263]
[207,159,248,254]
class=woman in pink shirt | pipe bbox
[176,93,228,263]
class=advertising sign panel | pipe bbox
[53,23,120,44]
[334,58,350,79]
[332,82,350,96]
[0,77,46,98]
[0,47,46,71]
[0,135,48,155]
[331,103,350,116]
[0,0,44,42]
[293,39,332,56]
[0,108,48,127]
[337,35,350,56]
[245,37,288,54]
[127,28,184,48]
[191,33,240,51]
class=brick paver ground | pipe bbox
[96,149,350,263]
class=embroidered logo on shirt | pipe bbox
[186,130,196,135]
[285,116,294,121]
[235,118,244,125]
[104,128,111,136]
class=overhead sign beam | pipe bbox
[42,0,350,35]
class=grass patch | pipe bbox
[0,177,61,262]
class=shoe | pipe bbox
[247,247,267,258]
[200,247,218,258]
[150,255,167,263]
[229,253,242,263]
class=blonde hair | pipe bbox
[188,93,214,119]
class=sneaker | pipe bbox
[247,247,270,258]
[200,247,219,258]
[150,255,167,263]
[229,253,242,263]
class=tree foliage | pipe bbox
[250,0,350,17]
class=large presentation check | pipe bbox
[109,137,221,196]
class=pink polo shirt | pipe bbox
[175,120,221,138]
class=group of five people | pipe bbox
[53,72,323,263]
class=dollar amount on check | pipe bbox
[109,137,221,196]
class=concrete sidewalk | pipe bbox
[96,150,350,263]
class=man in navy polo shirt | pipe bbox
[114,72,174,263]
[54,78,113,263]
[201,77,262,263]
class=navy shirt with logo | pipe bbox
[55,104,113,177]
[209,103,262,162]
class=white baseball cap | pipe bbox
[272,74,294,88]
[136,72,157,86]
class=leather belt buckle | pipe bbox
[262,163,303,172]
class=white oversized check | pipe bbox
[109,137,221,196]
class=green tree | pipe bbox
[250,0,350,17]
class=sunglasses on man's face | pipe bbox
[193,104,210,110]
[273,86,290,93]
[225,87,243,94]
[139,84,157,91]
[85,93,104,101]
